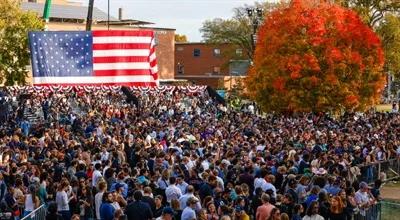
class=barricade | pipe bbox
[357,158,400,184]
[20,204,46,220]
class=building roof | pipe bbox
[175,42,206,45]
[97,19,154,26]
[21,2,118,21]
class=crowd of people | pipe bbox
[0,87,398,220]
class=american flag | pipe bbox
[28,30,158,86]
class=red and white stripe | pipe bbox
[92,30,158,86]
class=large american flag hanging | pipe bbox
[28,30,158,86]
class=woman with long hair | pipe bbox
[329,196,347,220]
[302,201,324,220]
[77,185,94,220]
[56,181,74,220]
[206,202,219,220]
[267,208,281,220]
[345,187,358,220]
[23,185,40,218]
[171,198,182,220]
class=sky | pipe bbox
[83,0,277,42]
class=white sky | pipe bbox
[83,0,277,42]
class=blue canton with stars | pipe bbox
[29,31,93,77]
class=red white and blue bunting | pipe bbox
[5,85,207,93]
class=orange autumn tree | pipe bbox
[246,0,385,113]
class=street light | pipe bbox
[246,7,264,51]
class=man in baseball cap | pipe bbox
[156,207,174,220]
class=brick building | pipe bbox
[21,0,176,82]
[175,42,249,88]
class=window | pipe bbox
[193,48,201,57]
[213,48,221,56]
[213,66,221,74]
[236,49,243,56]
[177,47,184,51]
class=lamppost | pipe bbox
[246,7,264,51]
[86,0,110,31]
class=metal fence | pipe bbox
[354,202,381,220]
[20,205,46,220]
[357,158,400,184]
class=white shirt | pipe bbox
[177,182,189,194]
[216,176,225,191]
[302,214,324,220]
[92,170,102,187]
[201,160,210,171]
[165,184,182,203]
[101,151,110,162]
[24,194,35,211]
[56,191,69,211]
[179,194,201,211]
[95,191,104,220]
[181,206,196,220]
[261,182,277,198]
[256,145,266,151]
[254,178,266,194]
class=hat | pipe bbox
[162,207,174,215]
[359,181,371,189]
[114,183,124,191]
[312,168,327,175]
[235,205,244,212]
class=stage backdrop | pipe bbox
[28,30,158,87]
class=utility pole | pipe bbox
[86,0,95,31]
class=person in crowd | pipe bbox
[0,87,394,220]
[181,197,199,220]
[302,201,324,220]
[156,207,175,220]
[46,202,63,220]
[292,204,304,220]
[124,191,153,220]
[100,192,115,220]
[179,185,201,211]
[23,185,40,217]
[166,176,182,204]
[171,198,183,220]
[355,182,376,218]
[56,181,74,220]
[206,201,219,220]
[329,196,347,220]
[268,207,281,220]
[95,181,107,220]
[78,185,94,220]
[154,195,165,218]
[256,194,275,220]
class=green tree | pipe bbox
[174,34,188,43]
[377,15,400,78]
[0,0,44,85]
[336,0,400,27]
[200,2,280,60]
